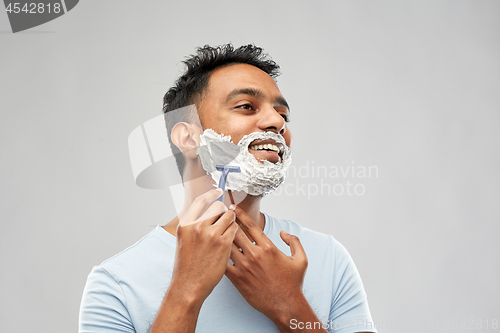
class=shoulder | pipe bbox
[92,226,176,283]
[262,213,375,330]
[80,227,175,332]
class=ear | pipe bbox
[171,122,201,160]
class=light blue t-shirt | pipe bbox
[79,213,376,333]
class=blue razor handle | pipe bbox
[215,165,241,202]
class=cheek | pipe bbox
[223,120,255,143]
[201,117,234,136]
[202,122,247,144]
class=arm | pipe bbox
[149,189,238,333]
[225,206,328,333]
[148,282,202,333]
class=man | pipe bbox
[79,44,376,333]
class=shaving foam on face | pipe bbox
[196,129,292,196]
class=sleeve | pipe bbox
[328,239,376,333]
[79,266,136,333]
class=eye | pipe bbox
[281,113,290,123]
[236,103,254,110]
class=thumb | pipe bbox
[280,230,307,261]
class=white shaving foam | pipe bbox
[197,129,292,196]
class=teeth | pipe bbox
[249,143,280,154]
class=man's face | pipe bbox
[199,63,292,164]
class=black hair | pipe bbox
[163,43,281,179]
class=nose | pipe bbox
[257,106,287,135]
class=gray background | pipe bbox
[1,0,499,332]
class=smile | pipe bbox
[249,143,280,154]
[248,139,284,163]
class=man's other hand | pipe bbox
[225,205,310,325]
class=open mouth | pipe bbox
[248,139,284,163]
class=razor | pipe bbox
[215,165,241,202]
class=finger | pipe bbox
[212,209,236,232]
[225,261,237,278]
[232,226,254,252]
[180,188,223,226]
[198,200,227,225]
[229,204,255,243]
[222,220,239,243]
[280,230,307,260]
[235,219,255,243]
[229,243,244,262]
[232,205,265,245]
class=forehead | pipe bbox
[205,63,281,100]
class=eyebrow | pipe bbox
[226,88,290,111]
